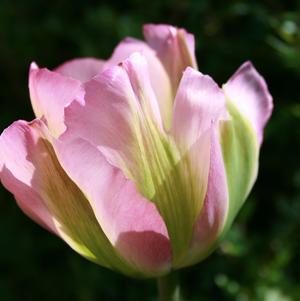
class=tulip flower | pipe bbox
[0,23,272,298]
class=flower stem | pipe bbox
[157,272,181,301]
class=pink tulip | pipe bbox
[0,24,273,278]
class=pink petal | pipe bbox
[171,67,226,152]
[29,63,84,136]
[0,120,136,273]
[105,38,173,129]
[143,24,197,92]
[186,126,228,266]
[223,61,273,145]
[0,120,58,234]
[105,38,153,66]
[54,136,171,274]
[63,52,163,169]
[55,57,105,82]
[121,52,163,128]
[168,68,226,266]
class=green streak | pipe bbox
[157,272,181,301]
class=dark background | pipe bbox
[0,0,299,300]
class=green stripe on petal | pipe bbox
[220,100,259,234]
[63,54,214,266]
[125,103,197,265]
[0,120,147,278]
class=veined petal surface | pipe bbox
[170,67,227,266]
[0,24,274,277]
[54,136,172,275]
[64,53,216,265]
[0,120,147,277]
[105,38,173,129]
[220,62,273,232]
[185,126,229,267]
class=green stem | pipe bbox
[157,272,181,301]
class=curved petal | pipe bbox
[143,24,197,92]
[0,123,57,234]
[29,63,84,137]
[172,67,226,152]
[220,101,259,233]
[223,61,273,145]
[63,52,163,176]
[179,126,229,267]
[54,136,171,275]
[220,62,272,231]
[0,120,141,277]
[169,67,226,266]
[55,57,105,82]
[105,38,173,129]
[63,53,206,265]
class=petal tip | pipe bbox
[234,61,273,113]
[224,61,274,145]
[30,61,39,71]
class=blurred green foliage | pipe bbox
[0,0,300,300]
